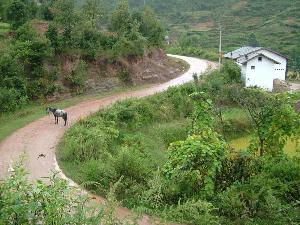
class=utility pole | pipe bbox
[218,24,222,70]
[144,0,146,6]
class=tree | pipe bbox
[46,23,61,53]
[248,32,260,47]
[137,7,165,47]
[109,0,132,33]
[0,0,10,20]
[82,0,104,28]
[6,0,29,29]
[13,37,53,78]
[232,88,300,156]
[53,0,78,48]
[112,20,146,58]
[163,130,228,198]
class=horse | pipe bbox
[46,107,68,126]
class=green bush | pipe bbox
[163,130,228,198]
[65,60,87,94]
[0,87,28,113]
[165,199,219,225]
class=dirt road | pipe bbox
[0,55,215,224]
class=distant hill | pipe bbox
[89,0,299,70]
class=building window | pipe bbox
[258,57,262,61]
[251,66,255,70]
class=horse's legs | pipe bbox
[54,116,57,124]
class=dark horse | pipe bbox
[46,107,68,126]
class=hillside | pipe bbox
[92,0,300,71]
[0,0,189,113]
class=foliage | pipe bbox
[6,0,29,29]
[109,0,132,34]
[133,7,165,47]
[163,130,228,198]
[248,32,260,47]
[0,161,102,224]
[0,161,140,225]
[165,199,219,225]
[46,23,61,54]
[65,60,87,94]
[52,0,79,48]
[57,75,299,225]
[216,156,300,224]
[232,88,300,156]
[0,87,28,113]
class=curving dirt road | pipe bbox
[0,55,216,224]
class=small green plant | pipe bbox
[65,60,87,94]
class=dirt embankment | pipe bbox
[48,49,188,101]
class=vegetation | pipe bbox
[0,0,165,114]
[0,160,137,225]
[59,62,300,224]
[73,0,300,72]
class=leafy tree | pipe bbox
[0,87,28,113]
[82,0,104,28]
[38,0,55,20]
[135,7,165,47]
[109,0,132,33]
[53,0,79,48]
[6,0,29,29]
[13,37,53,78]
[232,88,300,156]
[112,20,146,58]
[46,23,61,53]
[163,130,228,198]
[15,22,36,41]
[248,32,260,47]
[0,0,10,20]
[189,91,215,133]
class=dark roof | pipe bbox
[224,46,261,59]
[224,46,289,60]
[238,53,281,64]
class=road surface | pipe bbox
[0,55,216,224]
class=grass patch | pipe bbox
[0,86,149,142]
[229,136,299,156]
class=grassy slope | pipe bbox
[164,0,300,53]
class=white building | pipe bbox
[224,46,288,91]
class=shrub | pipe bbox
[65,60,87,94]
[165,199,219,225]
[0,161,103,225]
[216,175,289,224]
[0,87,27,113]
[117,67,132,84]
[163,130,228,198]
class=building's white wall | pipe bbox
[248,50,287,79]
[240,63,247,84]
[245,56,277,91]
